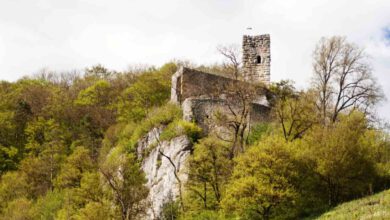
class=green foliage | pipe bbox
[137,114,201,158]
[1,197,33,220]
[186,137,232,212]
[299,112,387,206]
[0,145,18,174]
[74,201,114,220]
[25,117,68,156]
[100,145,149,219]
[222,136,298,220]
[84,64,113,79]
[161,200,181,220]
[247,123,271,145]
[268,80,296,106]
[160,120,202,143]
[76,171,104,204]
[30,190,65,220]
[75,80,111,106]
[55,146,94,189]
[126,103,182,150]
[0,172,28,210]
[273,90,318,141]
[117,63,177,122]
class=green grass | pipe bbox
[316,189,390,220]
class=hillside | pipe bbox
[1,35,390,220]
[316,190,390,220]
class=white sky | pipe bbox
[0,0,389,120]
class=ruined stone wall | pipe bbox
[171,67,243,104]
[171,67,271,132]
[182,98,270,134]
[242,34,271,84]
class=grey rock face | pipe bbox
[137,128,191,219]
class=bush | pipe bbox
[125,103,182,150]
[141,119,202,158]
[160,120,202,143]
[247,122,271,145]
[161,200,181,220]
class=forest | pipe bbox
[0,36,389,220]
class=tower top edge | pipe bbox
[243,34,270,40]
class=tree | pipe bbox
[0,171,29,211]
[74,201,113,220]
[21,118,68,196]
[100,146,149,220]
[312,36,383,124]
[214,81,262,158]
[75,172,105,205]
[54,146,94,189]
[117,63,176,122]
[217,44,242,79]
[84,64,113,80]
[186,137,232,210]
[213,47,268,157]
[273,90,318,141]
[1,197,33,220]
[301,112,382,206]
[29,190,64,220]
[268,80,296,106]
[74,79,116,159]
[0,145,18,175]
[222,136,298,220]
[75,80,112,107]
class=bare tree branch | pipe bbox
[312,36,383,124]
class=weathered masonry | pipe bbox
[170,34,272,133]
[242,34,271,84]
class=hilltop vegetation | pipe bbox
[0,36,389,220]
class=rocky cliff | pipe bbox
[137,127,192,219]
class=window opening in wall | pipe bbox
[256,55,261,64]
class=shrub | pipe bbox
[126,103,182,150]
[160,120,202,143]
[247,122,271,145]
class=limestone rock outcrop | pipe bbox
[137,127,191,219]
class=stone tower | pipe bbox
[242,34,271,84]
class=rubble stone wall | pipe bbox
[242,34,271,84]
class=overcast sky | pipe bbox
[0,0,389,120]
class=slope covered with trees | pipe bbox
[0,36,389,220]
[0,63,178,219]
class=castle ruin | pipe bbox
[171,34,271,132]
